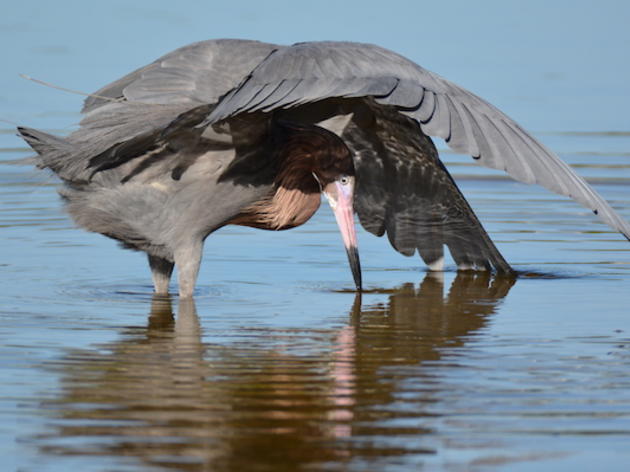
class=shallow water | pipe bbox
[3,2,630,470]
[2,126,630,471]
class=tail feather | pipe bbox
[17,126,75,179]
[17,126,70,156]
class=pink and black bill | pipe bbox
[323,176,362,291]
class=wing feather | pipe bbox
[340,101,511,271]
[49,40,278,182]
[419,92,450,139]
[205,40,630,239]
[84,39,279,113]
[443,95,478,156]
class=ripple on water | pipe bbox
[2,128,630,472]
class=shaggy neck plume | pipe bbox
[231,122,353,231]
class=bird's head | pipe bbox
[273,121,362,291]
[276,122,361,290]
[313,171,362,291]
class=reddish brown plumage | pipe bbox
[231,122,353,230]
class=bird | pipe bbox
[18,39,630,298]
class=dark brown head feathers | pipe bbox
[273,121,354,189]
[229,121,354,231]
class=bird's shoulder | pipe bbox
[82,39,280,113]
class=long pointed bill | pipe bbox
[323,179,362,291]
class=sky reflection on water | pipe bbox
[2,1,630,471]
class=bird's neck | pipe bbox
[228,133,323,231]
[229,175,321,231]
[229,121,350,231]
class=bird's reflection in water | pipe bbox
[38,272,516,471]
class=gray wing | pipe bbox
[77,39,279,158]
[83,39,280,112]
[31,39,279,182]
[207,41,630,239]
[344,101,510,271]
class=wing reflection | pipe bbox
[36,272,516,470]
[328,272,516,451]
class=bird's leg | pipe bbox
[174,240,203,299]
[148,254,174,295]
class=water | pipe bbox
[2,2,630,471]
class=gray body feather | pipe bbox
[18,39,630,296]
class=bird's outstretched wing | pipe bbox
[32,40,279,182]
[207,41,630,239]
[344,101,511,271]
[82,39,279,113]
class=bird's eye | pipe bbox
[339,175,350,185]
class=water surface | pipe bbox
[2,2,630,471]
[3,125,630,471]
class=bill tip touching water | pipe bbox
[17,39,630,297]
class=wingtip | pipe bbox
[16,126,31,137]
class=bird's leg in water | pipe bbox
[174,241,203,298]
[148,254,174,295]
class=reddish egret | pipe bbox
[18,39,630,297]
